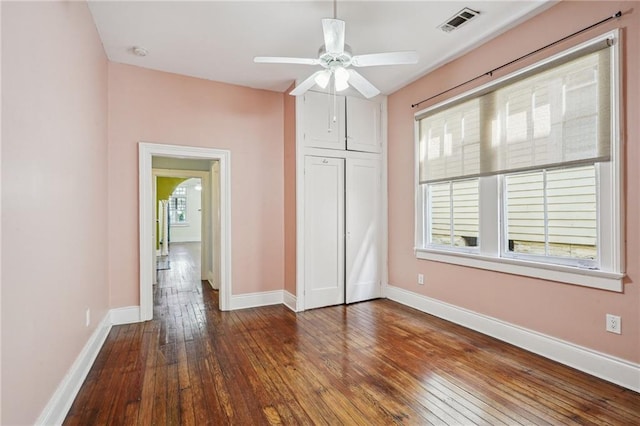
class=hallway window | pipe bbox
[169,186,187,224]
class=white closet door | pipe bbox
[346,157,381,303]
[304,156,345,309]
[346,97,381,153]
[301,91,346,150]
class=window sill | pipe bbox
[415,248,624,292]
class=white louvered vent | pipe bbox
[439,8,480,33]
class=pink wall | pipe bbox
[1,1,109,424]
[284,83,297,295]
[108,63,285,307]
[388,1,640,363]
[3,2,636,423]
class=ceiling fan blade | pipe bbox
[347,69,380,99]
[322,18,345,54]
[290,71,324,96]
[254,56,320,65]
[351,51,419,67]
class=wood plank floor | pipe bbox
[65,242,640,425]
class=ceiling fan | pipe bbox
[253,2,418,99]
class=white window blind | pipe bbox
[418,42,611,184]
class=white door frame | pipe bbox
[139,142,232,319]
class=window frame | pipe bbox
[425,178,480,253]
[169,186,189,226]
[414,30,624,292]
[500,165,599,270]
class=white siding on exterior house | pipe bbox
[430,166,596,258]
[430,179,479,247]
[506,165,596,259]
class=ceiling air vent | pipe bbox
[439,8,480,33]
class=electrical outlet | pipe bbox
[606,314,621,334]
[86,308,91,327]
[418,274,424,285]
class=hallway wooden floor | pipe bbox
[65,242,640,425]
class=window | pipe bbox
[169,186,187,225]
[504,165,597,266]
[415,31,623,291]
[426,179,479,248]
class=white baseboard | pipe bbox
[386,285,640,392]
[230,290,284,310]
[208,278,219,290]
[35,313,112,425]
[283,291,297,312]
[35,289,298,424]
[36,305,145,424]
[110,306,142,325]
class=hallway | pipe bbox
[155,242,204,318]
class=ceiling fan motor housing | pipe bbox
[318,44,353,68]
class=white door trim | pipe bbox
[139,142,232,319]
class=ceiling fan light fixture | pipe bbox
[314,70,332,89]
[334,66,349,91]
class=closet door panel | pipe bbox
[304,156,345,309]
[301,91,345,150]
[345,157,381,303]
[346,97,381,153]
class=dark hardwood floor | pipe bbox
[65,242,640,425]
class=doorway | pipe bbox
[139,142,232,320]
[153,171,209,285]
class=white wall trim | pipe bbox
[110,306,142,325]
[36,306,148,424]
[35,313,112,426]
[386,285,640,392]
[139,142,232,317]
[416,248,624,292]
[380,96,389,301]
[208,278,219,290]
[230,290,284,310]
[283,291,297,312]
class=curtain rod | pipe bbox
[411,10,622,109]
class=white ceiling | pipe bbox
[88,1,555,95]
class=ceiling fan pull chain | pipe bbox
[332,73,338,124]
[327,84,332,133]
